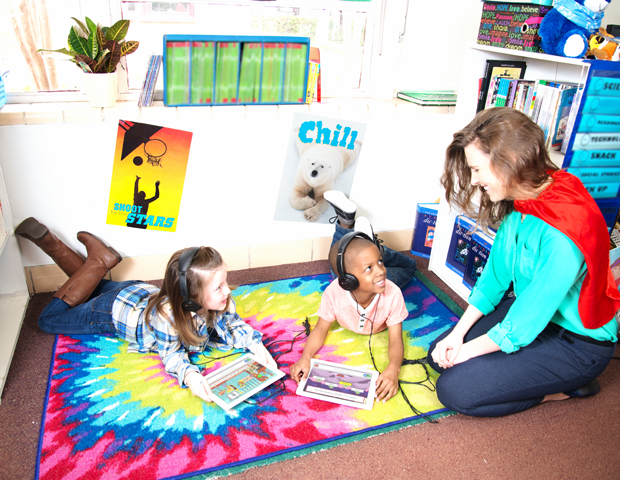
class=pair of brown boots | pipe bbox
[15,218,123,308]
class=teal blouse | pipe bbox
[468,211,618,353]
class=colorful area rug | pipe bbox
[36,273,461,480]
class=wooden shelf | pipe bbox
[0,294,29,398]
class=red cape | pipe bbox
[513,170,620,329]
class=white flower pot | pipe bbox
[82,71,118,108]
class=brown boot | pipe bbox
[53,232,123,308]
[15,217,85,276]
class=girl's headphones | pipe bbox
[179,246,202,312]
[336,231,383,291]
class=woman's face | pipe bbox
[465,142,508,202]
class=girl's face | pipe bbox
[465,142,508,202]
[200,266,231,311]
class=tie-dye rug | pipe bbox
[36,273,461,480]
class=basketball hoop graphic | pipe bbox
[144,139,167,167]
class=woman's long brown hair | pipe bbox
[145,247,230,347]
[440,108,558,229]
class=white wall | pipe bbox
[395,0,620,92]
[0,110,463,267]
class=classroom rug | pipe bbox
[36,272,462,480]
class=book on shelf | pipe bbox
[305,60,320,104]
[560,86,584,154]
[166,41,190,105]
[410,203,439,259]
[138,54,163,107]
[446,215,477,278]
[396,91,457,106]
[191,42,215,104]
[477,59,527,113]
[549,86,578,149]
[462,230,494,291]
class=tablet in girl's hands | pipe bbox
[296,359,379,410]
[204,353,285,410]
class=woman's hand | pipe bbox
[431,331,464,369]
[375,364,400,403]
[185,371,214,402]
[248,342,277,369]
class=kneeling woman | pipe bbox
[428,108,620,417]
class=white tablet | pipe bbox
[204,353,285,410]
[296,359,379,410]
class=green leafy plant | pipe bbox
[38,17,139,74]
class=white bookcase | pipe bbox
[428,43,590,302]
[0,164,29,404]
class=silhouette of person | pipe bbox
[127,176,160,229]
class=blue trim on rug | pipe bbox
[35,333,60,480]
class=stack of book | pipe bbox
[138,54,162,107]
[397,91,457,106]
[163,35,310,107]
[478,59,581,150]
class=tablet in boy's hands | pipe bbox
[204,353,285,410]
[296,359,379,410]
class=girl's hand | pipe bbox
[289,357,311,384]
[375,364,399,403]
[431,331,464,369]
[248,343,277,369]
[185,371,214,402]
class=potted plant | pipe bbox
[39,17,139,107]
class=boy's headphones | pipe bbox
[179,246,202,312]
[336,231,383,291]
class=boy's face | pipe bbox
[350,245,387,295]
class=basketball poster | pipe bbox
[106,120,193,232]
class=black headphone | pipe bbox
[179,246,202,312]
[336,231,383,291]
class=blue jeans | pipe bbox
[39,280,142,335]
[330,221,417,290]
[427,298,616,417]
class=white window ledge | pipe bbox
[0,98,454,126]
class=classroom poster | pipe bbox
[274,112,367,224]
[106,120,193,232]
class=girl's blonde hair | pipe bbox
[145,246,230,347]
[440,108,558,229]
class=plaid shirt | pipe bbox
[112,283,262,387]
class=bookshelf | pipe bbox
[0,163,29,405]
[430,43,590,301]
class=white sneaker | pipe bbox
[354,216,374,239]
[324,190,357,223]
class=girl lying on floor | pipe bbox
[15,218,276,402]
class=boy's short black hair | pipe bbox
[329,236,378,278]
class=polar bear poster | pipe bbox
[275,112,366,224]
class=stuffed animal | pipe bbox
[586,27,620,59]
[540,0,612,58]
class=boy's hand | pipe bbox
[289,358,311,384]
[375,364,399,403]
[185,371,214,402]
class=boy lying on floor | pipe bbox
[289,217,409,402]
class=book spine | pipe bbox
[560,87,584,156]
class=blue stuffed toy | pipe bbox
[540,0,612,58]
